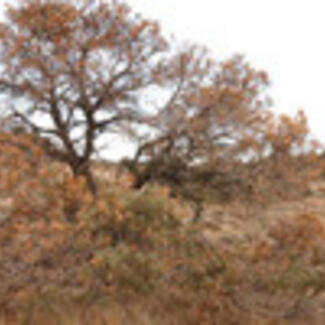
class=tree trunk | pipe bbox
[83,168,97,196]
[73,163,97,196]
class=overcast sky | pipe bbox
[131,0,325,141]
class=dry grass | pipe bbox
[0,301,324,325]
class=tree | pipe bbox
[125,53,271,188]
[123,50,319,216]
[0,0,169,193]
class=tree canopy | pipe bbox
[0,0,170,192]
[0,0,316,195]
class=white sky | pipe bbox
[131,0,325,141]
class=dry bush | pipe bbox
[1,131,325,324]
[0,133,232,324]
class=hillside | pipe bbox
[0,0,323,324]
[1,161,325,324]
